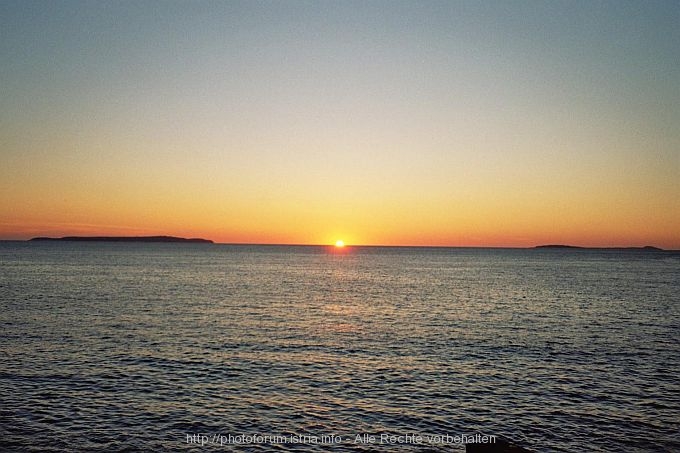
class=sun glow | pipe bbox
[335,240,345,248]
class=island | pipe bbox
[535,244,663,251]
[29,236,213,243]
[535,244,583,249]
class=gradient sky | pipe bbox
[1,0,679,247]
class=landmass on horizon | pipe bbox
[535,244,664,251]
[29,236,213,244]
[23,237,668,250]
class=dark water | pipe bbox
[1,242,679,452]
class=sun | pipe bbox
[335,240,345,248]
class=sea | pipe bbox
[1,242,678,452]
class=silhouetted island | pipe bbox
[535,244,583,249]
[30,236,213,243]
[535,244,663,251]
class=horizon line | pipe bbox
[7,236,673,251]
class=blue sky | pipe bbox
[1,1,679,246]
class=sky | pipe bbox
[1,0,678,247]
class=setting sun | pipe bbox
[335,240,345,248]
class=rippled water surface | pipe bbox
[1,242,679,452]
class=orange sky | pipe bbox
[1,2,679,248]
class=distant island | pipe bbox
[30,236,213,243]
[535,244,663,251]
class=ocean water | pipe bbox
[1,242,678,452]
